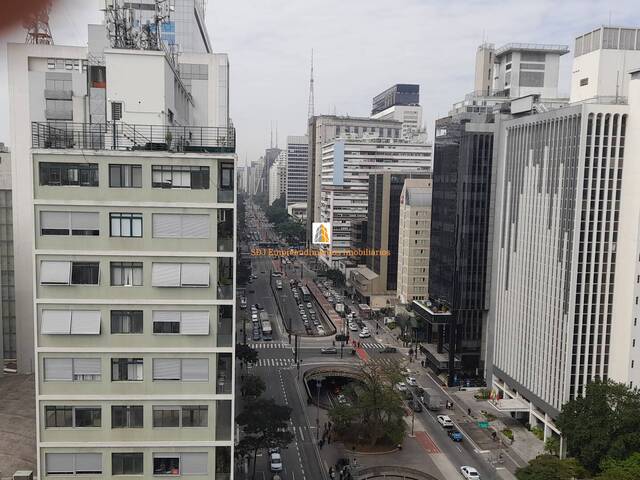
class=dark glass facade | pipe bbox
[371,84,420,115]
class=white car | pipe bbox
[437,415,454,428]
[251,314,258,321]
[396,382,407,392]
[406,376,418,386]
[306,302,312,308]
[269,453,283,472]
[349,323,359,331]
[359,330,371,338]
[460,466,480,479]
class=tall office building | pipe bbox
[474,43,495,96]
[487,26,640,443]
[8,5,235,478]
[396,179,432,304]
[0,144,13,373]
[371,84,424,139]
[285,135,308,206]
[268,152,286,206]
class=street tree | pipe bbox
[236,398,295,479]
[241,374,266,398]
[515,455,587,480]
[328,362,406,447]
[596,452,640,480]
[236,343,258,367]
[556,379,640,473]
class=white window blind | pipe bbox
[181,453,208,475]
[153,214,209,238]
[153,359,181,380]
[41,310,72,334]
[181,215,209,238]
[74,453,102,474]
[70,311,101,335]
[152,310,180,323]
[44,358,73,381]
[46,453,75,474]
[41,211,69,231]
[181,359,208,381]
[152,214,182,237]
[40,260,71,285]
[180,311,209,335]
[180,263,209,287]
[152,263,181,287]
[73,358,101,376]
[71,212,99,231]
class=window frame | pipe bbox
[153,455,180,476]
[73,406,102,428]
[111,405,144,429]
[39,162,99,187]
[151,165,210,190]
[109,212,143,238]
[44,405,73,428]
[70,261,100,286]
[110,310,144,334]
[111,358,144,382]
[111,452,144,476]
[110,262,144,287]
[109,164,142,188]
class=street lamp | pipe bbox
[316,379,322,441]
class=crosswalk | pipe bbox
[358,342,385,349]
[248,342,290,349]
[251,358,294,367]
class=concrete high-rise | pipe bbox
[371,84,424,139]
[8,5,235,478]
[285,135,309,207]
[0,144,13,373]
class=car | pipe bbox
[437,415,454,428]
[301,314,308,320]
[317,326,325,334]
[252,330,261,341]
[460,466,480,479]
[306,302,312,308]
[448,430,463,442]
[260,271,266,274]
[349,323,359,331]
[408,400,423,412]
[407,376,418,386]
[269,453,283,472]
[321,347,338,354]
[251,314,258,321]
[381,346,397,353]
[268,447,280,454]
[313,319,320,326]
[396,382,407,392]
[309,308,315,314]
[240,296,247,308]
[359,330,371,338]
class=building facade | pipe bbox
[371,84,423,140]
[285,135,308,206]
[397,179,432,304]
[0,144,13,372]
[268,152,286,206]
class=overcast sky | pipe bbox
[1,0,639,163]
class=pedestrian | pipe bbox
[421,360,425,367]
[319,439,324,449]
[468,408,471,416]
[327,435,331,444]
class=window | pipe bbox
[110,164,142,188]
[45,406,73,427]
[39,162,98,186]
[111,101,123,121]
[152,406,180,427]
[111,405,144,429]
[152,214,209,238]
[111,311,143,334]
[152,358,208,381]
[152,405,207,428]
[41,310,101,335]
[74,407,102,427]
[151,165,209,189]
[218,163,234,202]
[580,77,589,86]
[111,358,144,381]
[46,453,102,475]
[153,455,180,475]
[110,213,143,237]
[151,263,210,287]
[40,211,99,236]
[43,358,102,382]
[182,405,208,427]
[71,262,100,285]
[110,262,143,286]
[152,311,209,335]
[112,453,143,475]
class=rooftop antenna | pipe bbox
[276,122,279,148]
[24,0,53,45]
[308,48,315,119]
[270,121,273,148]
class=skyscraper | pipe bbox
[285,135,309,206]
[371,84,424,139]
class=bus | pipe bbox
[300,286,311,302]
[261,318,273,341]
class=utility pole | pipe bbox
[316,379,322,440]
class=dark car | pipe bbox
[321,347,338,354]
[408,400,423,412]
[448,430,463,442]
[252,330,261,341]
[381,346,397,353]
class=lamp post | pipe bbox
[316,379,322,441]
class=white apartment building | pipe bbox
[8,7,235,479]
[285,135,308,206]
[487,28,640,443]
[268,152,286,205]
[397,179,432,304]
[371,105,423,140]
[319,137,432,267]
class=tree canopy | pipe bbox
[596,452,640,480]
[236,343,259,365]
[515,455,587,480]
[240,374,266,398]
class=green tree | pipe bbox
[240,374,266,398]
[556,379,640,473]
[516,455,588,480]
[395,311,411,345]
[236,398,295,479]
[596,452,640,480]
[236,343,258,366]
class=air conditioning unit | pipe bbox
[13,471,33,480]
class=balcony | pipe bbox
[32,121,236,153]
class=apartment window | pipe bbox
[580,77,589,86]
[152,406,180,427]
[152,358,208,381]
[112,453,143,475]
[110,262,143,286]
[111,406,143,429]
[43,358,102,382]
[109,164,142,188]
[45,406,73,427]
[38,260,97,286]
[152,311,209,335]
[110,213,143,237]
[153,455,180,475]
[218,162,234,202]
[152,214,209,238]
[72,262,100,285]
[111,358,144,381]
[151,263,210,287]
[182,405,208,427]
[45,453,102,475]
[39,162,98,186]
[153,312,180,334]
[41,310,101,335]
[40,211,99,236]
[151,165,209,189]
[74,407,102,427]
[111,311,143,334]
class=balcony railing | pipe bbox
[32,121,235,153]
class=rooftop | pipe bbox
[495,43,569,57]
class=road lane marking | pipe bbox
[415,431,441,454]
[299,426,305,441]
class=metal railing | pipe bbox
[32,121,235,153]
[495,43,570,56]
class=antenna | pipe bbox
[308,48,315,119]
[24,0,53,45]
[276,122,279,148]
[270,121,273,148]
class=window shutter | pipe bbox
[152,310,180,323]
[70,310,101,334]
[46,453,75,474]
[181,358,208,381]
[74,453,102,474]
[180,311,209,335]
[153,358,181,380]
[153,214,181,238]
[152,263,181,287]
[73,358,102,376]
[44,358,73,381]
[41,310,72,334]
[41,211,69,231]
[181,453,208,475]
[40,260,72,285]
[71,212,99,231]
[181,214,209,238]
[180,263,209,287]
